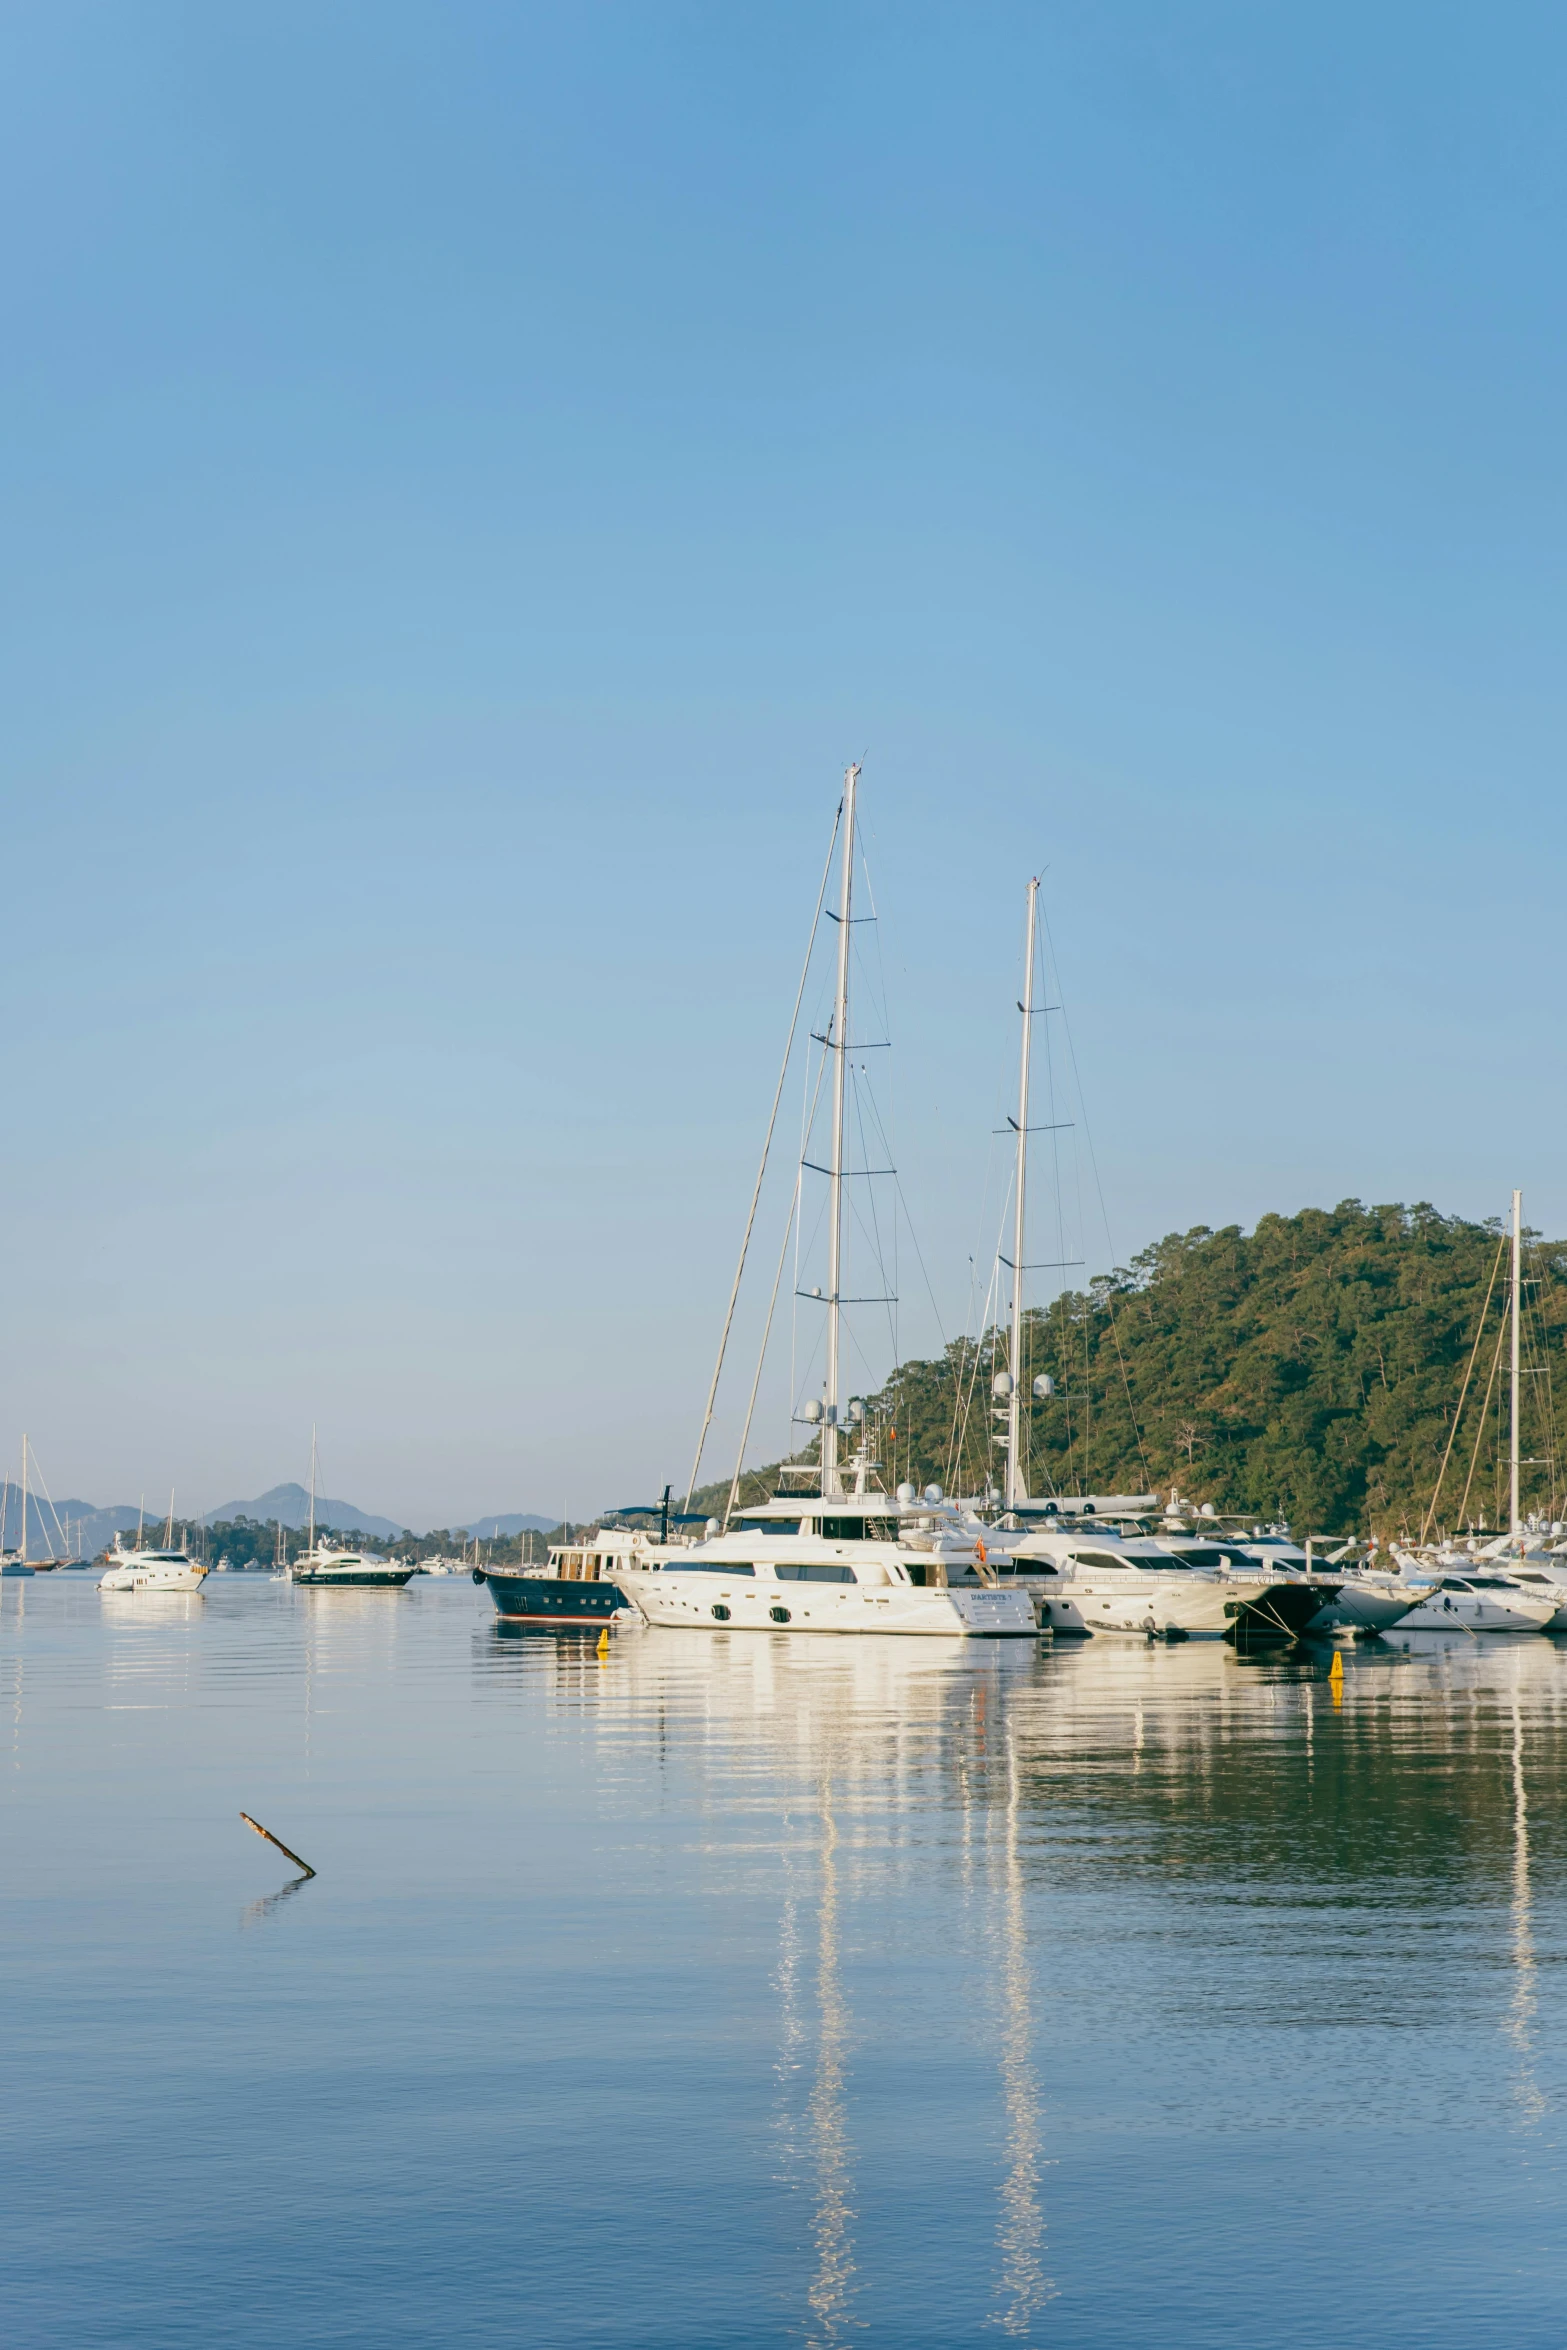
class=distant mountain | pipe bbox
[201,1482,405,1539]
[452,1512,557,1538]
[0,1484,140,1562]
[0,1476,564,1556]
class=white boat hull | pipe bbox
[618,1574,1036,1637]
[1022,1574,1281,1639]
[1307,1577,1421,1633]
[98,1565,207,1592]
[1394,1588,1554,1634]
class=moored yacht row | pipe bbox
[477,1491,1567,1643]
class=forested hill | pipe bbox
[694,1204,1567,1538]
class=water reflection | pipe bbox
[989,1724,1052,2336]
[1505,1696,1545,2127]
[241,1873,315,1930]
[804,1776,856,2349]
[470,1621,1567,2337]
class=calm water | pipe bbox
[4,1577,1567,2347]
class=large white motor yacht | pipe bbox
[615,1490,1037,1638]
[99,1543,208,1593]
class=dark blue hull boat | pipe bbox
[476,1569,629,1626]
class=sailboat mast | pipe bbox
[1511,1187,1522,1537]
[1006,881,1039,1511]
[19,1435,27,1567]
[308,1425,318,1555]
[822,763,860,1500]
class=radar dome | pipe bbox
[896,1482,917,1505]
[801,1398,824,1424]
[922,1483,943,1506]
[1033,1374,1055,1399]
[992,1372,1014,1399]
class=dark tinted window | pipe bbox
[775,1563,858,1584]
[679,1562,755,1576]
[816,1516,898,1541]
[737,1518,800,1536]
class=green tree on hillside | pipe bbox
[679,1203,1566,1538]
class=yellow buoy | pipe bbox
[597,1625,610,1657]
[1329,1650,1344,1681]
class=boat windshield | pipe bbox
[775,1563,858,1584]
[677,1562,756,1575]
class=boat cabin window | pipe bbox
[775,1563,858,1584]
[1071,1551,1132,1571]
[737,1517,800,1536]
[679,1561,756,1575]
[1437,1579,1473,1592]
[1168,1548,1225,1567]
[815,1516,898,1542]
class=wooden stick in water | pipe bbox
[240,1812,316,1878]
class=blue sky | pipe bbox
[3,3,1565,1522]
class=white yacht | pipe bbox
[1219,1529,1419,1635]
[1392,1573,1556,1635]
[289,1543,416,1589]
[1004,1522,1327,1640]
[99,1542,208,1593]
[286,1431,416,1587]
[615,1488,1036,1638]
